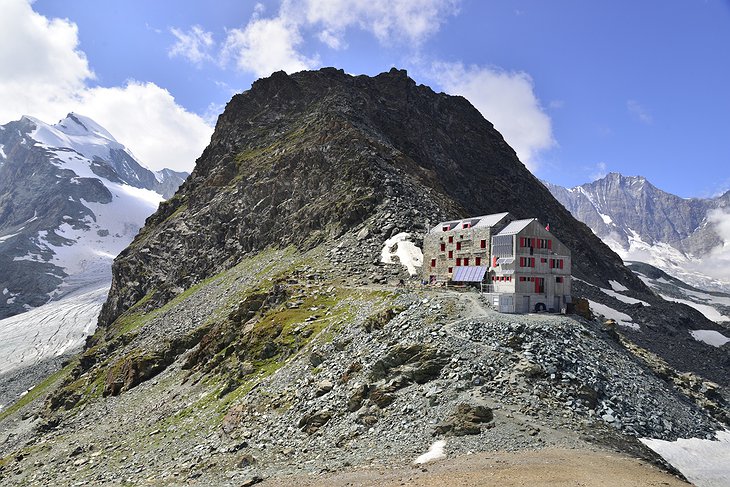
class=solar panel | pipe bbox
[452,266,488,282]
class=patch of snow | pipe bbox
[608,280,628,292]
[598,212,613,225]
[0,231,21,243]
[690,330,730,348]
[641,430,730,487]
[587,299,639,330]
[600,288,650,306]
[414,440,446,464]
[659,294,730,323]
[2,288,7,295]
[381,232,423,276]
[0,144,5,158]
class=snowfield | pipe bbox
[641,430,730,487]
[587,299,640,330]
[689,330,730,348]
[659,294,730,323]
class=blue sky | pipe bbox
[2,1,729,197]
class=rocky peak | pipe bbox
[99,67,644,330]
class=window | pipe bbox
[448,267,453,273]
[456,242,462,250]
[463,258,469,266]
[448,250,453,259]
[463,223,470,229]
[541,258,547,263]
[556,277,563,283]
[560,259,564,269]
[448,236,453,243]
[440,243,446,252]
[456,258,462,266]
[475,257,481,266]
[522,257,535,268]
[442,226,449,232]
[431,259,436,267]
[550,259,555,269]
[480,239,487,249]
[519,277,526,282]
[547,240,552,250]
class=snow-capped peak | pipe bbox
[55,113,117,142]
[23,113,141,169]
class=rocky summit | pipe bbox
[0,68,728,486]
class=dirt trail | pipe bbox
[261,447,689,486]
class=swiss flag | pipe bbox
[545,223,550,231]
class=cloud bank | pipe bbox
[0,0,212,172]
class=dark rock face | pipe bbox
[100,67,643,329]
[434,403,494,436]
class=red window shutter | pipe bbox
[456,258,462,266]
[519,237,524,247]
[448,250,453,258]
[550,259,554,268]
[481,239,486,248]
[560,260,564,269]
[448,267,453,273]
[448,236,453,243]
[431,259,436,267]
[531,258,535,267]
[475,257,481,266]
[464,258,469,266]
[548,240,552,250]
[456,242,461,250]
[440,243,445,251]
[519,257,524,267]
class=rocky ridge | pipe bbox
[100,67,642,332]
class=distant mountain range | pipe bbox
[0,113,187,375]
[544,173,730,292]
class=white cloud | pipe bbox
[590,162,608,181]
[300,0,460,48]
[627,99,652,124]
[430,62,555,171]
[222,14,318,78]
[77,82,212,172]
[684,208,730,285]
[168,25,214,65]
[215,0,458,76]
[0,0,212,173]
[0,0,92,121]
